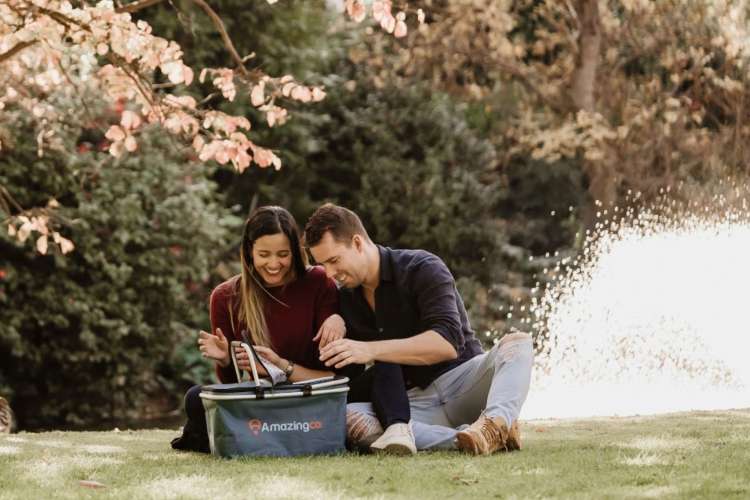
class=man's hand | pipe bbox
[198,328,230,367]
[319,338,376,369]
[313,314,347,349]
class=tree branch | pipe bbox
[116,0,253,78]
[0,40,37,64]
[115,0,167,14]
[190,0,250,78]
[34,5,89,30]
[0,185,24,216]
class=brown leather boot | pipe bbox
[506,420,522,451]
[0,397,15,433]
[455,413,510,455]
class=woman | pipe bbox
[171,206,345,453]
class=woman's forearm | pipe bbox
[286,364,333,383]
[214,355,230,368]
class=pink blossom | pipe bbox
[121,110,142,130]
[105,125,126,141]
[266,106,288,127]
[124,135,138,152]
[251,83,265,106]
[291,86,312,103]
[381,13,396,34]
[394,21,407,38]
[109,140,125,157]
[346,0,367,23]
[311,87,326,101]
[192,135,205,153]
[36,235,48,255]
[282,82,296,97]
[372,1,389,22]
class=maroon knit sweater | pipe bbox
[209,266,338,383]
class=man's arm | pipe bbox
[369,330,457,364]
[322,252,465,369]
[319,331,457,369]
[410,255,465,354]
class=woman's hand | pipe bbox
[232,344,271,376]
[253,345,286,371]
[314,314,347,349]
[198,328,230,367]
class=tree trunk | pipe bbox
[569,0,616,225]
[570,0,601,112]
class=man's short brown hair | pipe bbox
[304,203,369,247]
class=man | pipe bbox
[305,204,534,455]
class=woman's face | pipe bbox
[251,232,294,287]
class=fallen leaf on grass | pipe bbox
[79,480,106,489]
[452,476,479,485]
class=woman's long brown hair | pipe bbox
[232,206,307,347]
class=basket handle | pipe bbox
[230,340,273,385]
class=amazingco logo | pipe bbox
[247,418,323,436]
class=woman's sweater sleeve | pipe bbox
[209,284,239,384]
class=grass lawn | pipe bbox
[1,409,749,499]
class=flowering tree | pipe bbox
[0,0,420,254]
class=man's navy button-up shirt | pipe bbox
[339,245,483,389]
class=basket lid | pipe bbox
[201,375,349,395]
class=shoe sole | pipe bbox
[506,437,521,451]
[371,443,416,456]
[456,431,522,455]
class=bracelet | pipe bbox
[284,360,295,378]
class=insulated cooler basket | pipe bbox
[200,341,349,457]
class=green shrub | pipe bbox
[0,117,236,428]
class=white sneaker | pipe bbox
[369,422,417,455]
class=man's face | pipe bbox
[309,231,368,288]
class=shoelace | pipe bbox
[389,423,412,438]
[478,418,507,451]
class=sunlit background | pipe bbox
[527,183,750,418]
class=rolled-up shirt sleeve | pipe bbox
[410,256,464,353]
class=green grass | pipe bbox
[2,409,750,499]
